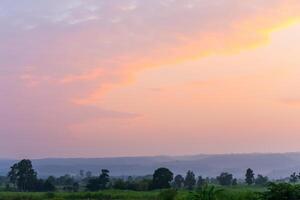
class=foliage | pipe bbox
[245,168,255,185]
[232,178,238,186]
[196,176,205,188]
[152,168,173,189]
[289,172,298,184]
[261,182,300,200]
[158,189,178,200]
[7,159,38,191]
[187,185,223,200]
[217,172,233,186]
[255,175,268,186]
[0,187,266,200]
[174,175,184,189]
[113,178,152,191]
[184,171,196,190]
[86,169,110,191]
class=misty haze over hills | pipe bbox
[1,153,300,179]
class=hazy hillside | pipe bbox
[1,153,300,178]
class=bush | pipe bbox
[158,189,178,200]
[44,192,56,199]
[187,185,222,200]
[261,182,300,200]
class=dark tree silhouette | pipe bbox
[152,168,173,189]
[290,172,298,184]
[86,178,101,191]
[43,178,56,192]
[217,172,233,186]
[174,175,184,188]
[99,169,110,189]
[7,159,38,191]
[232,178,238,186]
[255,174,269,186]
[86,169,110,191]
[184,170,196,190]
[197,176,205,188]
[245,168,255,185]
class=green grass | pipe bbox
[0,187,264,200]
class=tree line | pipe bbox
[0,159,298,192]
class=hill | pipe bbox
[1,153,300,178]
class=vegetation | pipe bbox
[184,171,196,190]
[152,168,174,189]
[2,159,300,199]
[245,168,255,185]
[216,172,233,186]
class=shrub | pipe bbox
[159,189,178,200]
[261,182,300,200]
[187,185,222,200]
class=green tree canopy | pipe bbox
[7,159,38,191]
[152,168,173,189]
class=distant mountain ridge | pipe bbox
[1,153,300,178]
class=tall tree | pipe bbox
[245,168,255,185]
[184,170,196,190]
[152,168,173,189]
[99,169,110,189]
[7,159,38,191]
[174,175,184,189]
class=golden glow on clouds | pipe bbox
[74,1,300,105]
[2,0,300,157]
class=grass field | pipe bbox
[0,186,265,200]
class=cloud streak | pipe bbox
[1,0,300,157]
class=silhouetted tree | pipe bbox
[86,178,100,191]
[85,171,92,178]
[79,170,85,178]
[174,175,184,189]
[152,168,173,189]
[290,172,298,184]
[99,169,110,189]
[245,168,255,185]
[113,179,126,190]
[232,178,238,186]
[86,169,110,191]
[72,182,79,192]
[217,172,233,186]
[255,174,269,186]
[184,170,196,190]
[197,176,205,188]
[7,159,38,191]
[43,178,56,192]
[56,174,75,186]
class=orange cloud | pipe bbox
[73,1,300,105]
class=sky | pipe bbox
[1,0,300,158]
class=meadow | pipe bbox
[0,186,264,200]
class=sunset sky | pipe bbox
[1,0,300,158]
